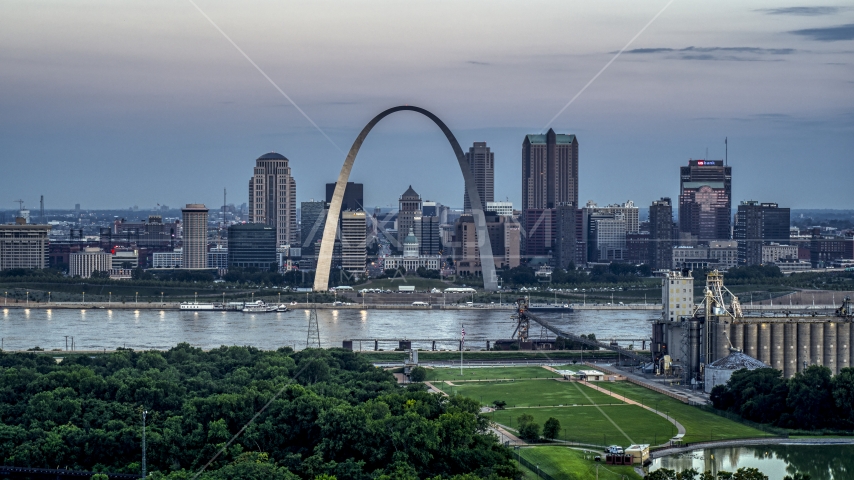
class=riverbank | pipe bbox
[0,301,664,311]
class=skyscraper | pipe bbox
[555,204,582,269]
[734,201,791,266]
[300,201,328,260]
[463,142,494,213]
[248,152,298,247]
[679,160,732,243]
[649,198,675,271]
[522,129,579,211]
[326,182,363,212]
[522,129,578,259]
[341,211,367,273]
[181,204,208,269]
[397,186,422,246]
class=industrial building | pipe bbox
[652,270,854,386]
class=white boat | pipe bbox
[181,302,215,310]
[242,301,277,313]
[276,304,289,312]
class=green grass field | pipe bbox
[441,379,617,407]
[426,366,561,382]
[492,403,675,446]
[601,382,767,443]
[518,447,642,480]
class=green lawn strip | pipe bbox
[602,381,766,443]
[519,446,642,480]
[491,405,674,447]
[441,379,618,407]
[427,366,561,382]
[358,278,451,290]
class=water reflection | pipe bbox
[0,308,651,352]
[653,445,853,480]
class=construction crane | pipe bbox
[13,199,24,211]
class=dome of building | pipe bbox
[257,152,288,161]
[704,350,769,393]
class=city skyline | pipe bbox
[1,1,852,210]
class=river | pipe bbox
[653,444,853,480]
[0,307,656,352]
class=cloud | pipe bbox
[621,46,795,61]
[790,24,854,41]
[757,6,844,16]
[466,60,491,66]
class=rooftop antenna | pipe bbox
[725,137,728,166]
[40,195,44,224]
[705,147,708,159]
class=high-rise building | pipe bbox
[248,152,298,247]
[397,186,422,246]
[679,159,732,243]
[341,211,367,274]
[522,129,579,211]
[555,204,582,269]
[734,201,791,266]
[463,142,494,213]
[522,129,578,259]
[485,201,514,216]
[181,204,208,269]
[649,198,675,271]
[326,182,363,212]
[228,224,277,269]
[300,201,327,262]
[418,215,441,256]
[662,270,694,322]
[0,224,51,270]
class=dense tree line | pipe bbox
[498,263,652,287]
[711,365,854,430]
[644,467,809,480]
[0,345,518,479]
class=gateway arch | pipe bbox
[313,105,499,291]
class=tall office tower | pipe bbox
[300,201,328,258]
[227,224,276,269]
[522,129,579,211]
[341,211,367,273]
[397,185,422,246]
[592,201,639,233]
[418,215,441,256]
[181,204,208,269]
[734,201,791,266]
[453,214,520,275]
[463,142,494,213]
[248,152,298,247]
[326,182,363,211]
[522,129,578,258]
[679,159,732,243]
[649,198,675,271]
[555,204,582,269]
[585,212,627,263]
[523,208,556,258]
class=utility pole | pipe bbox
[142,410,148,478]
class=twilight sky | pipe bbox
[1,0,852,211]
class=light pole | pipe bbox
[26,291,29,306]
[4,292,6,306]
[109,292,112,306]
[194,292,197,304]
[48,292,51,304]
[136,292,139,304]
[161,292,164,305]
[82,292,85,304]
[142,410,148,478]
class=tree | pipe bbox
[492,400,506,410]
[408,366,426,382]
[518,422,540,442]
[786,365,834,429]
[542,417,560,440]
[832,367,854,429]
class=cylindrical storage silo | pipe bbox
[714,321,730,362]
[732,323,745,353]
[824,322,837,375]
[689,320,701,378]
[770,323,785,372]
[837,323,850,372]
[759,323,772,365]
[745,323,759,359]
[797,323,811,373]
[811,323,824,366]
[784,323,797,378]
